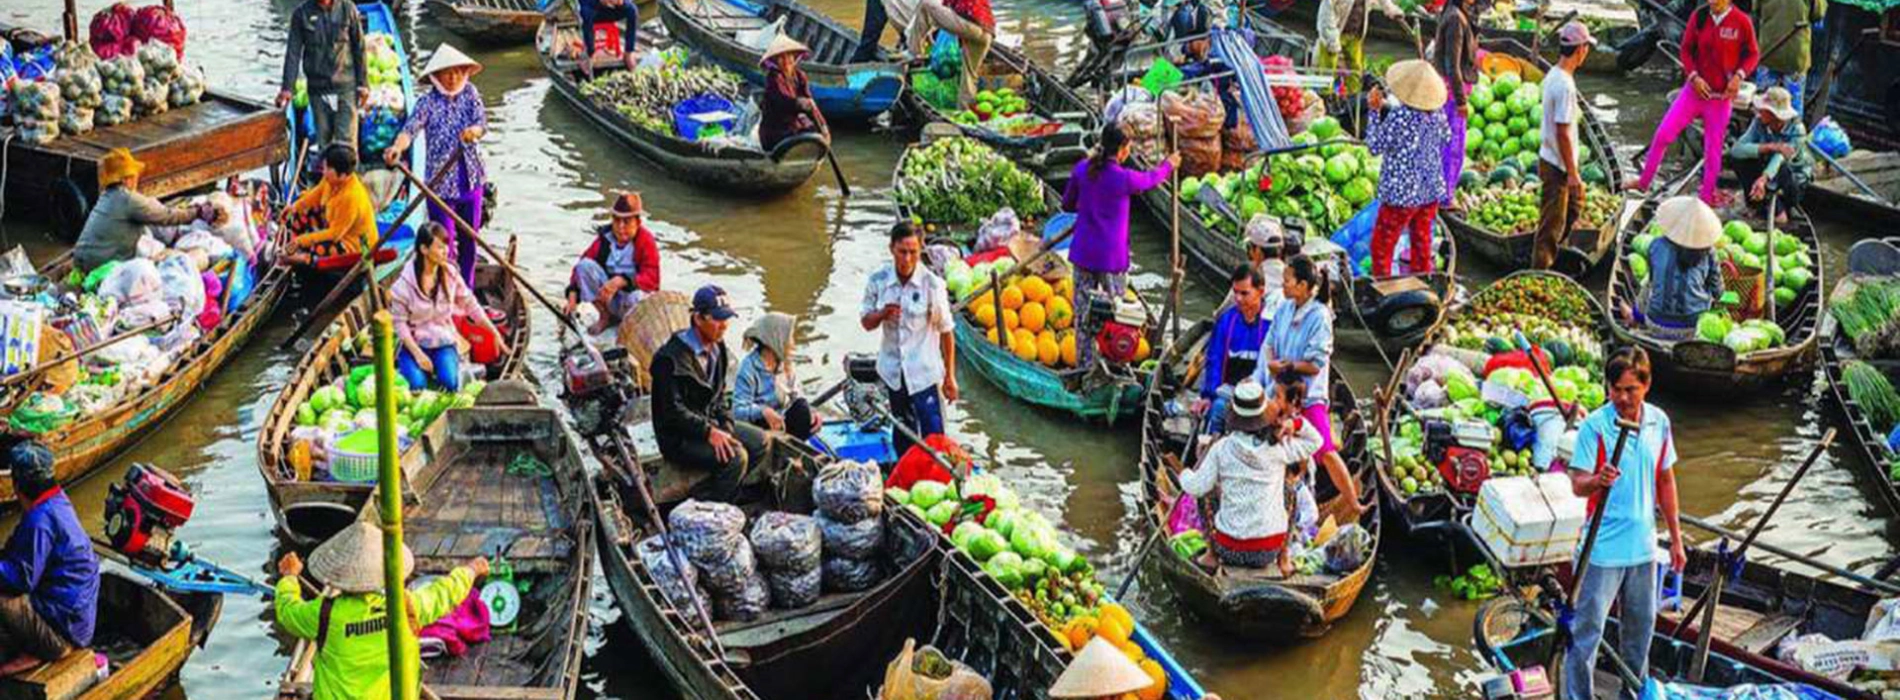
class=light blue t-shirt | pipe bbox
[1568,403,1676,568]
[1250,297,1334,407]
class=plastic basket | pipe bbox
[672,94,737,143]
[1721,258,1766,320]
[329,429,411,483]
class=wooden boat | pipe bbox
[536,19,829,193]
[659,0,904,121]
[276,389,594,700]
[0,245,289,511]
[1810,150,1900,230]
[257,252,531,548]
[0,18,288,241]
[1251,3,1643,74]
[1605,182,1824,395]
[0,572,223,700]
[1137,318,1381,640]
[1370,271,1614,545]
[1065,13,1313,95]
[899,41,1099,184]
[1820,244,1900,516]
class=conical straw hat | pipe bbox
[760,34,809,65]
[1049,638,1155,698]
[1656,195,1720,250]
[309,521,415,594]
[421,44,483,81]
[1385,59,1448,112]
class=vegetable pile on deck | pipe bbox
[1180,123,1380,240]
[1832,279,1900,360]
[285,365,487,482]
[897,137,1048,230]
[1627,218,1808,352]
[1451,67,1619,237]
[579,57,748,141]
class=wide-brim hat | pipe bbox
[760,34,810,66]
[1385,59,1448,112]
[1049,638,1155,698]
[421,44,483,82]
[99,148,146,188]
[612,192,646,219]
[1226,379,1271,434]
[309,521,415,594]
[1754,86,1798,122]
[1656,195,1721,250]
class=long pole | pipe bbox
[1167,120,1182,341]
[373,311,419,700]
[1549,417,1641,685]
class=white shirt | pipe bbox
[862,264,954,394]
[1539,65,1582,170]
[1178,421,1323,541]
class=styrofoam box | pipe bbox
[1473,474,1586,568]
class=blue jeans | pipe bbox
[888,380,944,459]
[1204,384,1234,435]
[580,0,638,55]
[398,344,462,392]
[1566,562,1657,700]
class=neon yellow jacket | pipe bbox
[274,567,476,700]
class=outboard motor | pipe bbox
[562,344,631,437]
[103,463,196,569]
[1082,291,1149,365]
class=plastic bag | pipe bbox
[817,511,884,559]
[1323,523,1371,574]
[667,499,749,567]
[99,258,163,305]
[974,208,1020,255]
[712,567,771,622]
[1117,102,1164,164]
[823,555,882,593]
[696,540,759,597]
[1161,88,1224,138]
[929,29,962,81]
[879,639,995,700]
[1811,118,1851,159]
[764,565,822,609]
[174,229,232,262]
[1178,135,1221,177]
[635,535,714,620]
[749,511,822,572]
[155,255,206,317]
[9,393,77,434]
[814,460,884,523]
[88,3,137,60]
[131,5,187,60]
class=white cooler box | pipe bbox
[1472,474,1586,568]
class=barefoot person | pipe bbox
[282,144,378,269]
[0,441,97,675]
[565,193,661,335]
[1251,254,1363,518]
[578,0,641,77]
[277,0,367,151]
[1726,86,1812,218]
[384,44,488,287]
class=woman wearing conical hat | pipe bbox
[385,44,489,287]
[759,35,829,153]
[1638,195,1726,340]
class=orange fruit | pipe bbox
[1099,603,1135,634]
[986,326,1001,345]
[1134,336,1152,363]
[1048,297,1074,330]
[1019,301,1047,333]
[1021,275,1053,304]
[1000,285,1025,310]
[973,303,998,329]
[1002,308,1020,332]
[1136,659,1167,700]
[1119,638,1146,663]
[1056,276,1074,301]
[1012,332,1039,362]
[1064,616,1098,650]
[1037,334,1060,366]
[1060,333,1077,367]
[1096,616,1132,647]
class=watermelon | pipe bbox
[1309,116,1343,140]
[1469,84,1495,111]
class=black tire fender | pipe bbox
[1363,288,1439,339]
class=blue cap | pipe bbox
[692,285,737,321]
[6,441,55,496]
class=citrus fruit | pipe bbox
[1118,638,1146,663]
[986,326,1000,344]
[1001,285,1025,310]
[1060,333,1077,367]
[1012,330,1039,362]
[1056,276,1074,301]
[973,303,997,328]
[1037,333,1060,366]
[1064,616,1098,650]
[1048,297,1074,330]
[1136,659,1167,700]
[1097,616,1131,647]
[1134,336,1152,362]
[1021,275,1053,303]
[1002,308,1020,331]
[1099,603,1135,633]
[1020,301,1047,333]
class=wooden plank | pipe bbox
[1732,612,1804,655]
[425,686,563,700]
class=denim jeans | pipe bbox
[1204,384,1235,435]
[1565,562,1657,700]
[888,380,945,459]
[398,343,462,392]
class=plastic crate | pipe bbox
[672,94,737,143]
[810,420,896,466]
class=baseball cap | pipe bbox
[691,285,737,321]
[1558,21,1597,48]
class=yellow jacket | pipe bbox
[290,174,379,255]
[273,567,476,700]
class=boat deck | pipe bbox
[1659,605,1803,656]
[406,442,575,572]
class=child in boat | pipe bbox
[1639,196,1725,340]
[733,312,821,440]
[1364,60,1451,277]
[388,222,507,391]
[282,144,379,269]
[1176,378,1321,575]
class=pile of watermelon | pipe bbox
[1177,117,1378,239]
[294,365,486,440]
[1626,218,1815,309]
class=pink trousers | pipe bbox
[1636,84,1733,204]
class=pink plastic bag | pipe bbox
[1167,492,1203,536]
[88,3,136,60]
[131,5,186,60]
[418,588,492,657]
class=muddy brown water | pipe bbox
[0,0,1891,696]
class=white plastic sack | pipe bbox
[173,230,231,263]
[92,333,157,366]
[155,255,205,317]
[99,258,163,305]
[203,191,256,260]
[117,299,172,329]
[736,17,787,52]
[136,234,166,259]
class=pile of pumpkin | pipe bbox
[1058,603,1170,700]
[966,271,1087,369]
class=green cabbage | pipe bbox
[969,530,1009,561]
[926,501,958,526]
[911,480,950,508]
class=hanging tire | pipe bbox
[1613,26,1661,72]
[1363,289,1439,340]
[50,178,91,243]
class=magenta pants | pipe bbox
[1637,84,1733,204]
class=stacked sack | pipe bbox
[1161,87,1224,177]
[55,42,104,136]
[749,512,822,609]
[814,461,886,593]
[96,53,142,126]
[636,534,713,621]
[10,80,62,145]
[669,500,770,622]
[1117,101,1164,165]
[135,42,182,115]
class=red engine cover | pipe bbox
[1096,322,1142,364]
[1438,446,1492,494]
[127,464,193,527]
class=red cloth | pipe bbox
[886,434,968,490]
[1680,7,1758,93]
[1213,530,1285,552]
[1482,347,1553,379]
[1370,202,1438,277]
[455,315,502,365]
[417,587,492,657]
[946,0,995,31]
[570,225,661,295]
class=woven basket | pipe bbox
[617,291,691,391]
[1722,259,1766,320]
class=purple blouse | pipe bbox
[401,85,488,200]
[1061,157,1174,274]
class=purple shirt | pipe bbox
[401,85,488,200]
[1061,157,1174,274]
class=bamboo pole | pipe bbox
[374,311,420,700]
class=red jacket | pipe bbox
[947,0,995,32]
[567,224,660,299]
[1680,6,1758,93]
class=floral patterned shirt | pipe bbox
[400,85,487,200]
[1365,103,1451,208]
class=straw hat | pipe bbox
[1754,86,1798,122]
[99,148,146,188]
[421,44,483,83]
[1384,60,1448,112]
[1656,195,1721,250]
[760,34,809,66]
[1049,638,1155,698]
[1225,379,1272,434]
[309,521,415,594]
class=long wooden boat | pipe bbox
[536,18,829,193]
[276,389,593,700]
[257,252,531,548]
[899,41,1099,183]
[1252,3,1643,74]
[426,0,567,44]
[1821,247,1900,516]
[1137,318,1380,640]
[1605,183,1824,396]
[0,572,222,700]
[1065,13,1313,95]
[659,0,903,121]
[1811,150,1900,230]
[1370,271,1614,545]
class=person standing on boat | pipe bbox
[1726,86,1812,219]
[73,149,217,274]
[384,44,488,287]
[389,223,508,391]
[283,144,379,268]
[1752,0,1823,117]
[274,522,488,700]
[578,0,641,78]
[1197,265,1273,434]
[1250,254,1364,519]
[1563,346,1687,700]
[759,36,828,153]
[653,285,769,502]
[1625,0,1759,206]
[1534,23,1595,271]
[917,0,995,101]
[277,0,367,151]
[1365,59,1451,277]
[0,441,97,674]
[564,193,662,336]
[1639,196,1725,340]
[1176,378,1321,574]
[852,0,925,63]
[1316,0,1404,94]
[861,223,958,459]
[1062,125,1177,369]
[1431,0,1480,208]
[734,312,821,441]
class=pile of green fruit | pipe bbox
[950,87,1028,124]
[1454,182,1618,236]
[896,137,1049,227]
[891,474,1103,629]
[1464,71,1544,167]
[1178,118,1378,239]
[1626,219,1815,308]
[294,365,485,440]
[1444,312,1604,370]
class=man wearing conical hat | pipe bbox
[385,44,490,287]
[274,522,489,700]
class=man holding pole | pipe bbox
[860,223,957,460]
[1563,346,1688,700]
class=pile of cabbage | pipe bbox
[360,33,407,153]
[1176,119,1378,239]
[1693,312,1787,354]
[896,137,1049,228]
[1626,219,1816,309]
[941,256,1014,302]
[891,475,1105,629]
[294,367,485,441]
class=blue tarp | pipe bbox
[1208,27,1291,151]
[1639,678,1840,700]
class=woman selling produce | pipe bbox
[1176,379,1322,573]
[1250,254,1363,518]
[389,222,508,391]
[759,36,827,152]
[1625,0,1759,206]
[1365,60,1450,276]
[74,149,217,273]
[1639,196,1725,339]
[1061,125,1178,368]
[384,44,488,287]
[733,312,821,440]
[1431,0,1479,208]
[918,0,994,101]
[283,144,378,267]
[1049,637,1163,699]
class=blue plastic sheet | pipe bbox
[1638,678,1839,700]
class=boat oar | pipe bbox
[0,315,176,392]
[1114,528,1162,600]
[1765,192,1778,326]
[1679,428,1836,682]
[1681,512,1900,596]
[1167,117,1182,342]
[1808,143,1884,201]
[951,223,1078,313]
[1548,416,1641,686]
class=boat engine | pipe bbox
[562,345,630,437]
[1082,290,1148,365]
[1425,419,1495,494]
[103,463,196,569]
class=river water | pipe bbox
[0,0,1891,697]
